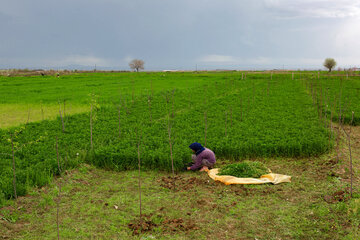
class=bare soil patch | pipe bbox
[324,189,351,204]
[158,175,208,190]
[128,212,198,235]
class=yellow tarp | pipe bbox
[206,168,291,185]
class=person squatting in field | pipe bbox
[187,142,216,171]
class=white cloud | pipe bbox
[264,0,360,19]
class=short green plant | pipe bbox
[0,209,19,223]
[218,161,268,178]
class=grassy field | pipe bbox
[0,103,88,129]
[0,72,214,128]
[0,71,359,239]
[301,72,360,126]
[0,126,359,239]
[0,72,334,203]
[0,72,214,104]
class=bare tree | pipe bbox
[129,59,145,72]
[323,58,337,72]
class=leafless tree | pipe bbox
[323,58,337,72]
[129,59,145,72]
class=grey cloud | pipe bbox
[0,0,359,70]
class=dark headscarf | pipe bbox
[189,142,205,156]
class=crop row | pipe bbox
[303,73,360,125]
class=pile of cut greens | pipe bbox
[218,161,268,178]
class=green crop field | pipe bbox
[0,71,333,200]
[0,72,212,128]
[303,72,360,125]
[0,71,359,239]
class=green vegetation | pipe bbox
[303,72,360,125]
[0,72,333,203]
[0,72,212,105]
[218,161,268,178]
[1,156,359,239]
[0,72,212,128]
[0,71,359,239]
[0,103,88,128]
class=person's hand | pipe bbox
[187,167,191,170]
[199,166,209,172]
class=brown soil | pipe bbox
[158,175,207,190]
[72,178,90,185]
[0,202,30,240]
[128,213,198,235]
[162,218,198,232]
[128,215,158,235]
[334,125,360,183]
[323,189,351,204]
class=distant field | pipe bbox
[0,72,221,128]
[0,72,215,104]
[1,71,358,127]
[0,103,88,129]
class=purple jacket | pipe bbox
[190,148,216,170]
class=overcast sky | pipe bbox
[1,0,360,70]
